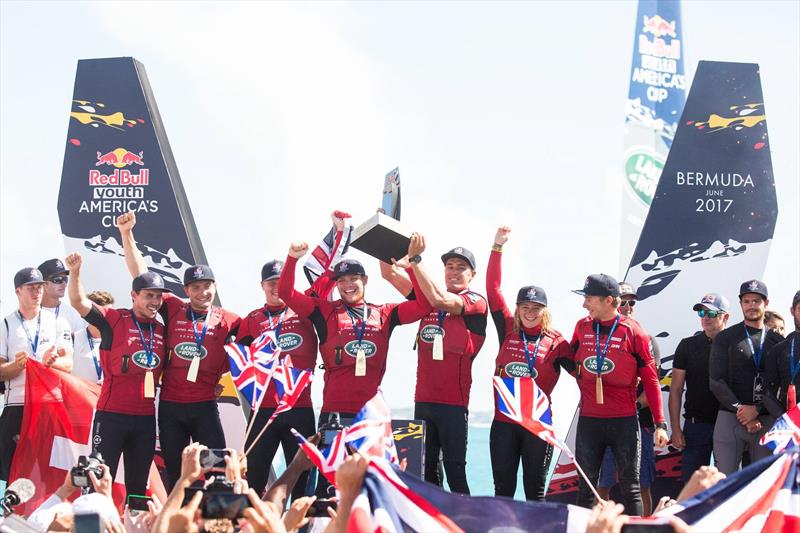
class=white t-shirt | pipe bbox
[42,302,87,335]
[1,309,73,406]
[72,327,103,383]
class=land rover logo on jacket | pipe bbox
[344,340,377,358]
[582,356,615,374]
[132,350,161,369]
[419,325,445,343]
[278,333,303,351]
[505,362,536,379]
[173,342,207,360]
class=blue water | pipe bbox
[462,425,526,499]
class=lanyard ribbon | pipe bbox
[595,315,620,375]
[87,331,102,381]
[189,307,210,351]
[436,311,446,328]
[743,324,766,370]
[267,308,286,339]
[131,315,155,369]
[521,330,543,375]
[18,311,41,354]
[347,303,368,343]
[789,337,799,383]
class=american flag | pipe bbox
[761,405,800,454]
[303,210,352,300]
[291,428,347,485]
[492,376,564,452]
[345,389,399,464]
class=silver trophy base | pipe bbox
[350,212,412,264]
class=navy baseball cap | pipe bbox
[739,279,768,299]
[183,265,215,285]
[332,259,366,279]
[37,258,68,280]
[132,272,171,292]
[618,282,637,298]
[693,293,730,313]
[572,274,620,298]
[516,285,548,306]
[441,247,476,270]
[14,267,44,288]
[261,260,284,282]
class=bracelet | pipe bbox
[491,244,503,252]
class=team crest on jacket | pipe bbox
[504,362,536,379]
[277,332,303,351]
[582,356,615,374]
[131,350,161,369]
[419,325,445,343]
[344,340,377,357]
[173,341,207,361]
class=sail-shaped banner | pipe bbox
[620,0,686,274]
[56,57,246,452]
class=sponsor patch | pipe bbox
[418,325,445,344]
[173,341,207,361]
[582,356,615,375]
[504,361,536,379]
[131,349,161,369]
[344,340,378,358]
[277,332,303,351]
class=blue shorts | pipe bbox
[598,426,656,489]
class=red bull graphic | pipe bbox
[95,148,145,167]
[642,14,677,38]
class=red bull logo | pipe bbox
[95,148,145,168]
[642,15,677,38]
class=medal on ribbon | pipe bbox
[594,315,620,405]
[188,307,211,383]
[432,311,445,361]
[132,315,156,398]
[349,303,368,377]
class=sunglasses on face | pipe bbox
[698,309,722,318]
[619,300,637,307]
[48,276,68,284]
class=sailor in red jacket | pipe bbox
[236,259,319,498]
[570,273,668,516]
[117,212,241,490]
[487,226,573,501]
[66,252,167,496]
[380,233,486,494]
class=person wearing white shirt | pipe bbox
[0,267,73,484]
[71,291,115,383]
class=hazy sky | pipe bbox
[2,1,798,422]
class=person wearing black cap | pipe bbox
[65,252,166,495]
[38,258,87,337]
[379,233,487,495]
[116,211,241,490]
[1,267,73,484]
[764,289,800,418]
[569,273,667,516]
[709,279,783,474]
[669,292,729,483]
[486,226,572,501]
[236,257,320,498]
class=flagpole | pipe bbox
[243,409,280,457]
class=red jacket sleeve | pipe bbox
[394,268,434,324]
[486,250,511,319]
[278,255,320,318]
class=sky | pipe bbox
[1,1,798,424]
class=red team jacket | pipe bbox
[85,305,165,415]
[158,293,241,403]
[570,314,664,422]
[278,255,432,413]
[237,305,319,409]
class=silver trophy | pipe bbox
[351,167,411,264]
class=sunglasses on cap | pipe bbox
[48,276,68,284]
[697,309,723,318]
[619,300,637,307]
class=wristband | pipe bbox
[491,244,503,252]
[655,422,668,430]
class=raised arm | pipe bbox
[407,233,464,314]
[278,243,321,318]
[65,252,93,317]
[379,260,413,298]
[487,226,511,314]
[394,263,434,324]
[117,211,148,278]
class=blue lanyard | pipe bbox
[743,324,766,370]
[54,304,60,319]
[347,303,367,343]
[436,311,446,328]
[520,330,543,374]
[189,307,210,351]
[789,336,799,383]
[595,315,620,375]
[87,331,102,380]
[131,315,155,368]
[267,308,286,339]
[18,311,41,354]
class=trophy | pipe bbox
[350,168,412,264]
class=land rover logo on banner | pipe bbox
[344,340,378,358]
[173,341,207,361]
[582,356,615,375]
[278,333,303,352]
[624,147,665,207]
[419,325,445,343]
[131,350,161,369]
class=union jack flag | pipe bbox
[271,364,313,417]
[291,428,347,485]
[345,389,399,464]
[224,340,278,408]
[303,210,352,300]
[761,405,800,454]
[493,376,564,452]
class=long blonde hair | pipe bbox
[513,306,553,335]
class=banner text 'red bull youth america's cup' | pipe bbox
[56,57,247,457]
[548,58,778,503]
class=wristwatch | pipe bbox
[409,255,422,264]
[655,422,668,430]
